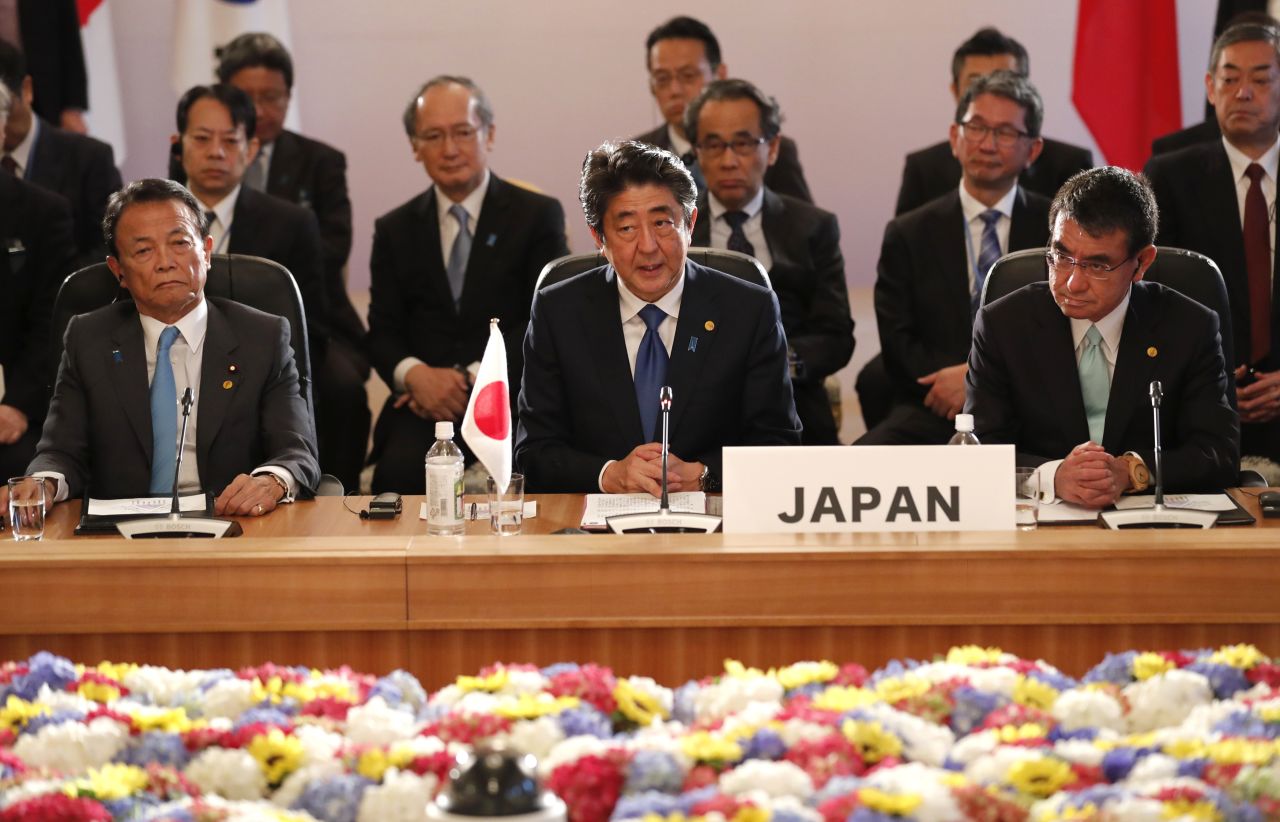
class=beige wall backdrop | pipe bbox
[110,1,1215,292]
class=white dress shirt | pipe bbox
[958,182,1017,293]
[666,125,692,159]
[198,184,241,255]
[708,188,772,271]
[5,115,37,177]
[1221,135,1279,278]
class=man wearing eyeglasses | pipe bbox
[1145,21,1280,468]
[858,71,1050,446]
[633,16,812,204]
[366,76,568,493]
[683,79,853,444]
[967,167,1238,507]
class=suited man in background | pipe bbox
[894,27,1092,216]
[515,140,801,494]
[0,82,76,480]
[0,38,121,267]
[967,167,1238,506]
[634,16,813,204]
[1145,21,1280,464]
[685,78,854,444]
[2,0,87,131]
[367,75,568,493]
[860,71,1051,445]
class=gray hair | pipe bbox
[401,75,494,137]
[683,78,784,145]
[955,69,1044,139]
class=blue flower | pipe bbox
[611,790,683,820]
[1186,662,1251,700]
[670,681,700,726]
[1027,668,1078,692]
[848,810,912,822]
[1212,711,1280,739]
[625,750,684,795]
[113,732,191,769]
[1058,784,1129,809]
[867,658,922,688]
[103,793,162,821]
[141,805,196,822]
[741,727,787,761]
[196,669,235,691]
[1101,748,1142,782]
[367,670,428,712]
[2,652,78,701]
[1048,725,1098,743]
[22,708,85,736]
[541,662,580,678]
[785,682,827,700]
[949,685,1002,735]
[232,706,295,730]
[1176,758,1208,778]
[558,704,614,739]
[290,774,372,822]
[772,810,814,822]
[811,774,865,804]
[1083,651,1137,686]
[675,785,720,813]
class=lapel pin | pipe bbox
[486,233,497,247]
[112,350,123,364]
[704,320,715,332]
[222,380,234,390]
[688,336,698,352]
[1147,346,1158,358]
[228,364,238,373]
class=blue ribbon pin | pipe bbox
[688,336,698,352]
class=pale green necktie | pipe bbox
[1078,324,1109,443]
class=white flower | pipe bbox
[719,699,779,735]
[12,715,128,775]
[33,684,95,713]
[271,759,345,808]
[1052,738,1106,767]
[1053,687,1125,732]
[967,666,1021,698]
[1094,797,1164,821]
[505,669,550,695]
[963,745,1041,787]
[860,762,963,822]
[624,676,673,716]
[198,676,257,719]
[859,702,955,766]
[1175,698,1244,736]
[451,691,501,716]
[1122,670,1213,732]
[185,747,268,800]
[345,696,421,746]
[777,719,836,747]
[0,779,67,809]
[357,768,437,821]
[429,684,464,709]
[946,728,999,767]
[1124,753,1180,784]
[693,676,784,723]
[718,759,813,798]
[763,795,822,822]
[122,665,205,707]
[293,723,345,767]
[493,716,565,762]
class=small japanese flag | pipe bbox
[461,319,512,493]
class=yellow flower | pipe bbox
[93,661,136,683]
[813,685,879,713]
[1206,738,1275,765]
[1211,644,1265,670]
[356,742,415,781]
[1160,800,1223,821]
[455,669,510,693]
[940,772,970,789]
[946,645,1007,665]
[70,763,149,801]
[0,695,47,732]
[1133,652,1174,681]
[615,679,668,726]
[1259,705,1280,724]
[1014,676,1060,710]
[1163,738,1209,760]
[724,659,767,679]
[1007,757,1074,798]
[874,675,930,704]
[857,787,923,816]
[776,660,838,690]
[248,728,304,785]
[76,681,121,703]
[680,730,742,764]
[493,693,580,719]
[996,723,1046,744]
[841,719,903,763]
[730,807,769,822]
[130,707,192,734]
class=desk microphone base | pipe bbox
[117,515,243,539]
[1099,505,1217,529]
[607,509,722,534]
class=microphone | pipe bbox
[659,385,673,513]
[170,388,194,515]
[1099,379,1217,529]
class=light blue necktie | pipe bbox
[149,326,181,494]
[634,304,669,441]
[446,203,471,306]
[243,151,267,191]
[1078,324,1109,444]
[972,209,1002,315]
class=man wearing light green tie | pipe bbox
[965,167,1239,508]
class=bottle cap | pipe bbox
[435,421,455,439]
[954,413,974,433]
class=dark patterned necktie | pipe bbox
[723,211,755,258]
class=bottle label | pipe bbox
[426,463,463,526]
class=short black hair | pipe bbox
[1209,21,1280,73]
[217,32,294,90]
[103,179,207,258]
[955,70,1044,139]
[645,16,721,71]
[684,78,783,145]
[0,38,25,94]
[176,83,257,139]
[1049,167,1159,257]
[401,75,494,137]
[951,27,1029,89]
[580,141,696,235]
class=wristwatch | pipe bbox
[1118,453,1150,493]
[697,464,712,492]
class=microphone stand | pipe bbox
[117,387,243,538]
[1099,380,1217,529]
[607,385,722,534]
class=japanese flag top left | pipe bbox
[461,319,512,493]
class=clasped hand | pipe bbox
[1236,366,1280,424]
[396,364,470,421]
[1053,442,1129,508]
[602,443,703,497]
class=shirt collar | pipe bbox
[8,115,38,172]
[434,168,491,225]
[666,124,692,158]
[958,181,1019,223]
[193,184,242,230]
[708,187,765,223]
[1069,288,1131,357]
[1221,134,1280,183]
[138,295,210,357]
[616,260,686,322]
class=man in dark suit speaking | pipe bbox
[6,179,320,516]
[966,168,1238,508]
[515,141,801,495]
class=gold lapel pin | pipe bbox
[222,380,234,390]
[228,364,238,373]
[1146,346,1158,358]
[704,320,715,332]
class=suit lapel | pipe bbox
[460,176,508,316]
[1035,291,1092,444]
[265,131,302,199]
[1203,146,1250,318]
[108,311,152,461]
[1103,286,1155,453]
[228,189,257,253]
[930,193,971,321]
[1008,188,1044,251]
[196,301,241,482]
[760,188,788,265]
[665,263,718,437]
[692,193,711,246]
[583,267,644,441]
[415,190,453,311]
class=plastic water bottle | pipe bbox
[948,413,981,445]
[425,421,465,535]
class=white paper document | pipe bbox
[581,492,707,530]
[417,501,538,521]
[86,494,207,515]
[1034,501,1103,524]
[1113,493,1237,512]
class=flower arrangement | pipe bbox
[0,645,1278,821]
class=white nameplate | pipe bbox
[721,445,1015,533]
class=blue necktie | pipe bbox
[973,209,1002,315]
[149,326,181,494]
[1079,325,1109,444]
[634,304,669,441]
[723,211,756,258]
[446,204,471,306]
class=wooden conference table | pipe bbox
[0,491,1277,687]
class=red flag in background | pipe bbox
[1073,0,1182,171]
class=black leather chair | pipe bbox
[535,247,771,293]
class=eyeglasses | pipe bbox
[413,125,483,148]
[959,121,1031,148]
[1045,250,1135,280]
[650,69,707,90]
[695,135,768,157]
[244,89,290,109]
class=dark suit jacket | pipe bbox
[30,298,321,499]
[875,187,1051,401]
[367,174,568,400]
[965,282,1239,490]
[894,138,1093,216]
[26,117,122,266]
[1151,118,1221,156]
[226,187,329,363]
[515,261,802,492]
[633,124,813,204]
[692,188,854,443]
[0,174,75,423]
[1144,140,1275,369]
[18,0,87,121]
